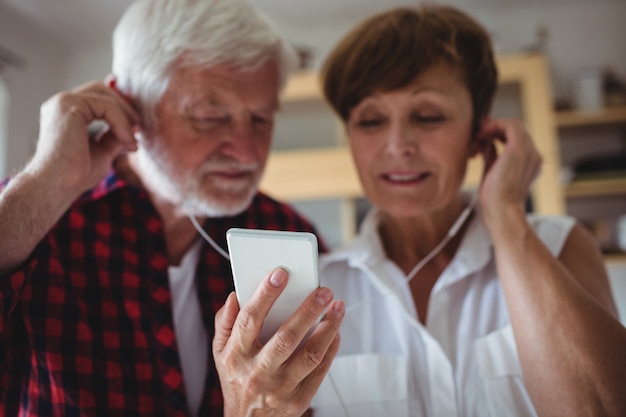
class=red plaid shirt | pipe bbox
[0,171,324,416]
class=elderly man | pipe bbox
[0,0,344,416]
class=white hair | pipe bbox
[112,0,297,126]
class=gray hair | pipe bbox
[112,0,297,126]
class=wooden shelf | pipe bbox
[260,147,361,201]
[281,71,320,102]
[605,253,626,265]
[565,176,626,198]
[260,146,484,202]
[556,106,626,128]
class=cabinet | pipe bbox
[260,54,565,246]
[555,106,626,198]
[556,106,626,264]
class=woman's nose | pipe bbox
[386,122,416,157]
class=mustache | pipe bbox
[196,156,261,173]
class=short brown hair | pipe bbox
[321,5,498,132]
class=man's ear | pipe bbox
[105,74,142,116]
[105,74,118,90]
[468,116,489,158]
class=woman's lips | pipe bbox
[381,172,431,185]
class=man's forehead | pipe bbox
[173,89,279,113]
[163,61,280,110]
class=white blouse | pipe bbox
[312,207,575,417]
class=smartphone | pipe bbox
[226,228,320,343]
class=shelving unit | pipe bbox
[556,105,626,128]
[565,177,626,198]
[556,105,626,262]
[555,106,626,201]
[605,253,626,264]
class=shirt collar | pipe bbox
[432,205,492,291]
[321,203,494,288]
[77,169,134,204]
[320,207,385,269]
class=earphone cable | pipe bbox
[188,214,231,260]
[330,194,477,417]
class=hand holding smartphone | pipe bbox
[226,228,320,343]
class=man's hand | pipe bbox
[0,80,141,275]
[213,268,344,417]
[28,80,140,198]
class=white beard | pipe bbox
[135,137,261,218]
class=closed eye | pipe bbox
[252,115,271,125]
[191,116,228,131]
[414,115,445,124]
[357,119,383,128]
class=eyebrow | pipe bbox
[181,95,280,114]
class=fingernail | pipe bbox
[269,268,287,287]
[333,301,345,319]
[316,288,332,306]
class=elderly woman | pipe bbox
[311,5,626,417]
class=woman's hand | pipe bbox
[213,268,344,417]
[475,118,542,228]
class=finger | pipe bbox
[74,81,141,125]
[77,93,139,149]
[481,140,498,184]
[231,268,289,352]
[258,287,336,370]
[476,118,507,144]
[275,333,340,416]
[90,128,134,162]
[282,300,345,384]
[295,327,342,403]
[74,87,141,150]
[87,113,136,153]
[213,292,240,354]
[103,75,143,121]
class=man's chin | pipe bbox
[183,192,256,218]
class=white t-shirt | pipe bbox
[312,207,575,417]
[168,239,207,417]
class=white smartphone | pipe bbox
[226,228,320,343]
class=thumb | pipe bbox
[213,292,240,353]
[90,128,133,162]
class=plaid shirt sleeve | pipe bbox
[0,178,40,334]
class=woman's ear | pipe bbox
[468,116,490,158]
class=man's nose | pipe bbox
[219,118,259,162]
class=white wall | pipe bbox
[62,42,113,89]
[0,2,67,176]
